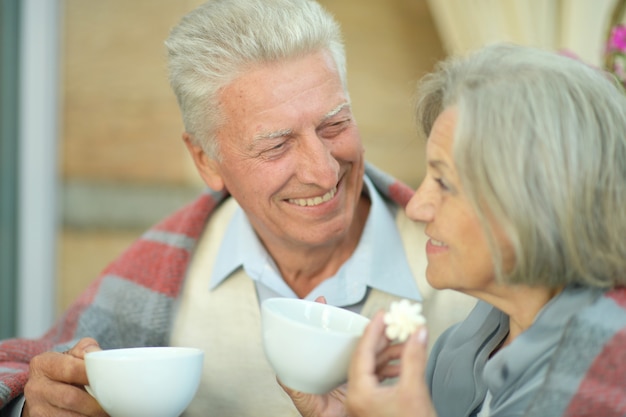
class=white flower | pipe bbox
[383,299,426,342]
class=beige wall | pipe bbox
[57,0,445,312]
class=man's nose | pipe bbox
[296,134,339,187]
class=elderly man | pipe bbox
[0,1,473,416]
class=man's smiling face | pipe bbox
[200,50,366,251]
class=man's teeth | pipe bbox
[430,238,446,247]
[289,187,337,207]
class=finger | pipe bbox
[375,362,401,381]
[397,327,439,416]
[49,382,106,416]
[276,376,320,417]
[276,376,311,403]
[398,326,429,388]
[373,342,404,371]
[276,376,295,395]
[30,352,89,386]
[348,311,386,383]
[24,374,107,417]
[372,342,406,382]
[314,296,327,304]
[66,337,101,360]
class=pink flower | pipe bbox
[607,24,626,52]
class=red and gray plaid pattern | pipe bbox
[0,163,412,409]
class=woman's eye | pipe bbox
[434,177,449,190]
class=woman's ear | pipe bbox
[183,132,225,191]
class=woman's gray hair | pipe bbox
[165,0,347,159]
[415,43,626,288]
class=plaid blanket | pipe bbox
[0,163,414,409]
[525,287,626,417]
[3,161,623,415]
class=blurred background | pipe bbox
[0,0,620,338]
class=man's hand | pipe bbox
[22,337,108,417]
[279,379,348,417]
[278,295,349,417]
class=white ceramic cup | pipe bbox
[84,346,204,417]
[261,298,370,394]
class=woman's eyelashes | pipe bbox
[434,177,449,191]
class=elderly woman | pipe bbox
[285,43,626,417]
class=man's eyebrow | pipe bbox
[252,102,351,142]
[322,102,351,121]
[253,128,293,142]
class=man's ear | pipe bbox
[183,132,225,191]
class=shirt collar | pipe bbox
[209,174,421,305]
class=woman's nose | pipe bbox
[406,181,436,223]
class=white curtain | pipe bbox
[426,0,619,66]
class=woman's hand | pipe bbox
[345,311,438,417]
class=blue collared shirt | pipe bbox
[210,175,421,312]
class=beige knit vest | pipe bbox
[170,197,472,416]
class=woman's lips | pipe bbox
[426,237,448,254]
